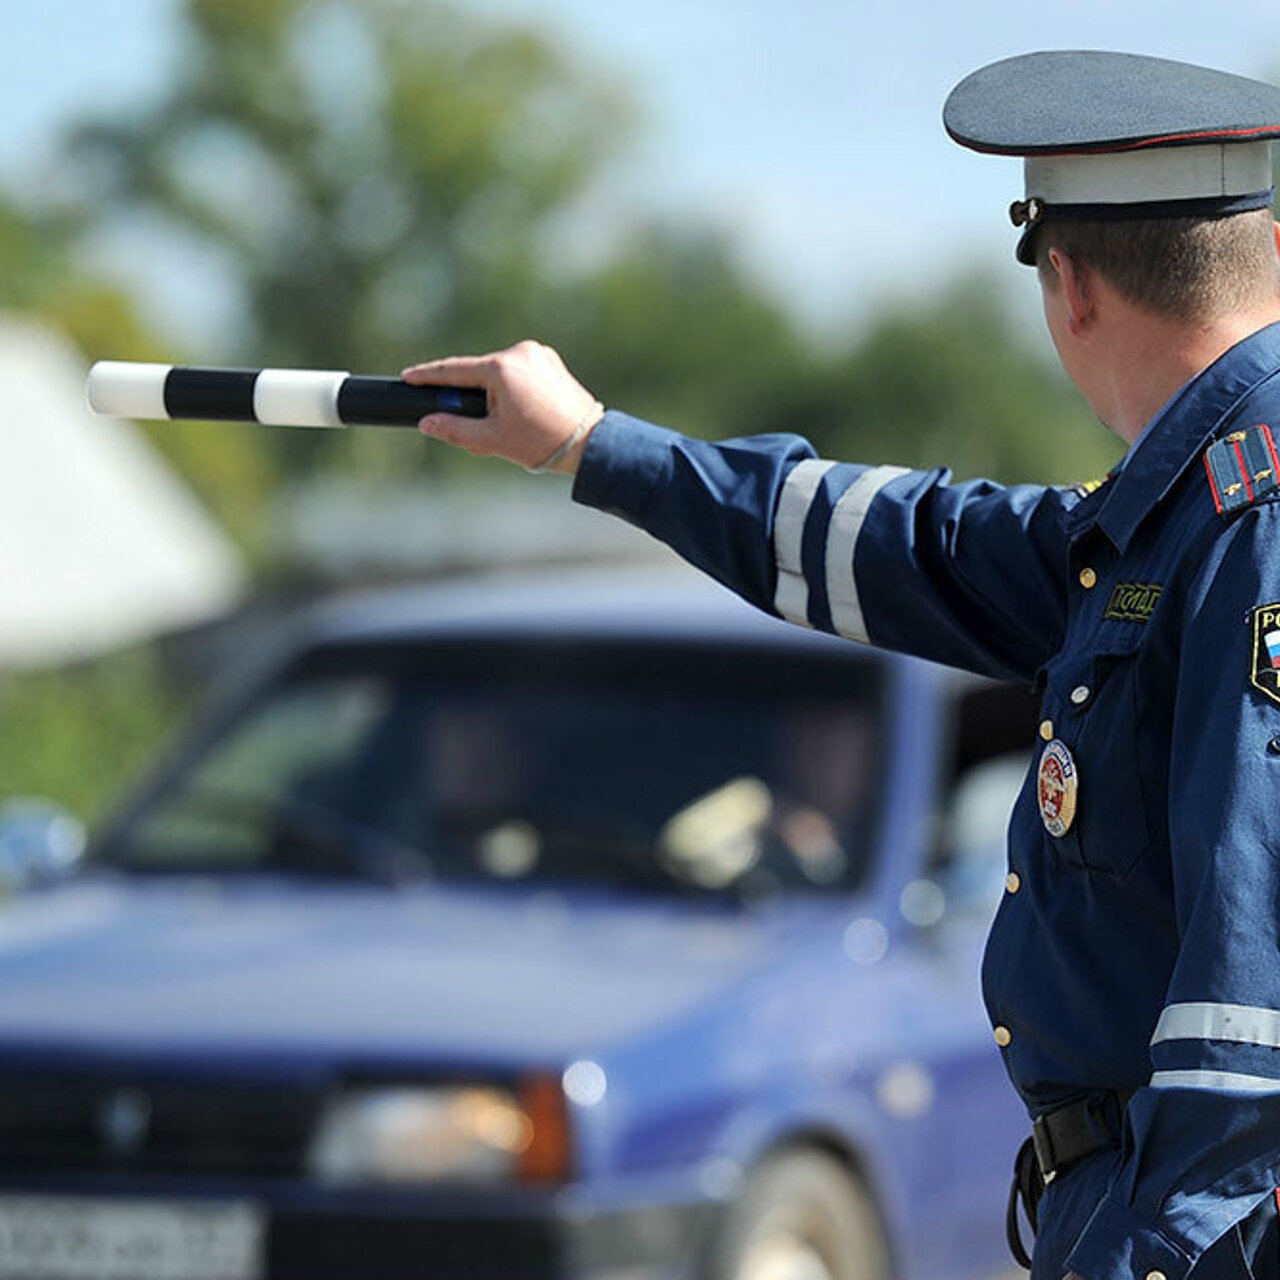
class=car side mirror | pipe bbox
[0,798,87,892]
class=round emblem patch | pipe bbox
[1037,739,1078,837]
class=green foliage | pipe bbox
[809,278,1123,484]
[0,203,74,310]
[542,227,815,439]
[50,0,1110,492]
[0,194,277,555]
[0,200,155,359]
[66,0,629,478]
[544,252,1117,485]
[0,0,1127,821]
[0,650,181,824]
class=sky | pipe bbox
[4,0,1280,345]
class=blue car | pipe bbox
[0,570,1031,1280]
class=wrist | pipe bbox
[533,401,606,476]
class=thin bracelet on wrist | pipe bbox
[526,402,605,474]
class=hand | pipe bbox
[402,340,604,474]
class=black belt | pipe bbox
[1006,1091,1133,1270]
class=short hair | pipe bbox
[1034,208,1280,322]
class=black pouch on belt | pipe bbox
[1006,1091,1132,1270]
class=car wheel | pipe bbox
[711,1149,892,1280]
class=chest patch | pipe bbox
[1205,424,1280,515]
[1103,582,1162,623]
[1037,739,1078,837]
[1250,604,1280,705]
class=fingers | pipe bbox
[406,340,597,472]
[401,356,493,388]
[401,340,553,389]
[418,412,496,455]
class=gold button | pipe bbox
[993,1025,1012,1047]
[1006,872,1021,894]
[1079,567,1097,589]
[1039,719,1054,741]
[1146,1272,1167,1280]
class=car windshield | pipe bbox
[98,639,887,896]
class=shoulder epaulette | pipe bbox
[1205,424,1280,515]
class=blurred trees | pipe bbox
[0,200,155,358]
[542,228,816,444]
[0,196,229,820]
[0,651,178,821]
[0,193,274,552]
[65,0,628,478]
[804,278,1118,482]
[0,0,1122,820]
[58,0,1117,487]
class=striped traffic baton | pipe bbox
[86,362,488,428]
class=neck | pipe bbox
[1099,304,1280,444]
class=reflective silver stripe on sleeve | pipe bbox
[1150,1069,1280,1092]
[1152,1001,1280,1049]
[826,466,910,642]
[772,460,836,626]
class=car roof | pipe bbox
[282,567,998,703]
[298,564,874,659]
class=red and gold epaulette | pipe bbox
[1205,424,1280,515]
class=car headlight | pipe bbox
[307,1078,570,1186]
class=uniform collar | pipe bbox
[1067,320,1280,551]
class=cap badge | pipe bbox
[1009,198,1044,228]
[1037,739,1077,837]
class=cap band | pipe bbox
[1013,188,1275,264]
[1024,141,1273,206]
[1031,190,1275,222]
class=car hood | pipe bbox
[0,874,818,1068]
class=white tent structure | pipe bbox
[0,317,243,668]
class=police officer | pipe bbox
[404,51,1280,1280]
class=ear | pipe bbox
[1048,247,1094,337]
[1273,219,1280,258]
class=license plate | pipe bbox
[0,1195,265,1280]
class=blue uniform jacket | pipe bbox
[572,321,1280,1280]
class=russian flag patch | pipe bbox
[1205,424,1280,514]
[1250,605,1280,704]
[1268,630,1280,670]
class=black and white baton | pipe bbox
[86,362,488,428]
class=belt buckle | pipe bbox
[1031,1116,1058,1185]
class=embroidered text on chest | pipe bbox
[1103,582,1162,623]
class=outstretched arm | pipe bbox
[404,342,1074,682]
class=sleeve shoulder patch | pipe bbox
[1205,424,1280,515]
[1250,603,1280,705]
